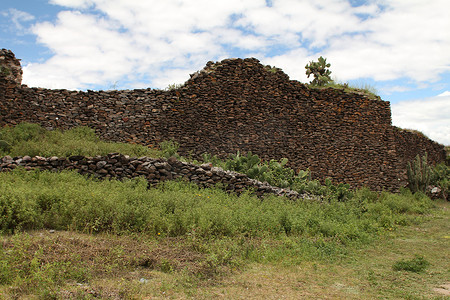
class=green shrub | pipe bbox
[200,151,351,201]
[0,123,45,148]
[225,151,262,176]
[223,151,311,190]
[392,255,430,273]
[159,139,180,159]
[201,152,226,168]
[0,139,11,153]
[431,163,449,201]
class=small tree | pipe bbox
[305,56,333,86]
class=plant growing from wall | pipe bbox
[165,83,184,91]
[305,56,333,86]
[0,65,11,76]
[406,153,431,193]
[264,65,280,73]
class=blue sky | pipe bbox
[1,0,449,145]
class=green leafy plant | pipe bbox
[431,163,449,201]
[392,255,430,273]
[224,152,310,189]
[201,153,225,168]
[305,56,333,86]
[159,259,174,273]
[406,153,432,193]
[225,151,262,175]
[159,139,180,159]
[324,178,351,202]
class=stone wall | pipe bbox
[0,50,446,191]
[0,154,301,199]
[0,49,22,86]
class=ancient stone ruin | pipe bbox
[0,49,22,86]
[0,49,446,191]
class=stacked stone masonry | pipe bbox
[0,49,446,191]
[0,154,302,199]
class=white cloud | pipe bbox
[24,0,268,89]
[325,0,450,82]
[1,8,35,34]
[23,10,135,89]
[380,85,413,95]
[262,48,311,82]
[49,0,94,9]
[391,94,450,145]
[247,0,450,83]
[20,0,450,91]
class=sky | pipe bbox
[1,0,449,145]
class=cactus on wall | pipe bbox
[305,56,333,86]
[406,153,431,193]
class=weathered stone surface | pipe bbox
[0,49,22,86]
[96,161,107,169]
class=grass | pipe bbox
[0,169,434,239]
[0,122,159,158]
[0,200,447,299]
[0,167,444,298]
[395,126,431,140]
[307,79,380,100]
[392,255,430,273]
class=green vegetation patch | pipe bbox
[0,169,434,242]
[308,81,380,100]
[392,255,431,273]
[0,122,159,158]
[0,168,439,298]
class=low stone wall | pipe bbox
[0,154,303,199]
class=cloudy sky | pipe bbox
[1,0,449,145]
